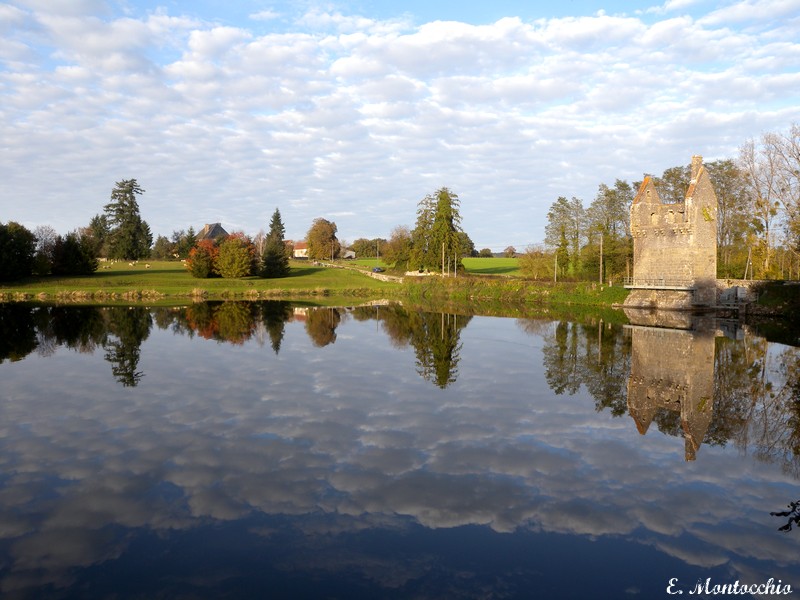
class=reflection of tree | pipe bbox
[261,301,293,354]
[533,315,800,467]
[539,320,631,413]
[215,302,257,345]
[409,311,471,388]
[185,302,219,340]
[305,307,342,347]
[47,306,106,353]
[736,340,800,476]
[354,304,470,387]
[0,304,38,362]
[581,320,630,416]
[102,306,152,387]
[771,500,800,532]
[541,322,582,395]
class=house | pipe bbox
[197,223,229,241]
[293,241,308,259]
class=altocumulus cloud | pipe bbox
[1,0,798,249]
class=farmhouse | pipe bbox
[197,223,229,241]
[293,241,308,259]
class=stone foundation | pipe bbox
[623,289,695,310]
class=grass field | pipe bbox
[0,256,632,310]
[351,257,520,276]
[462,257,520,275]
[0,260,397,301]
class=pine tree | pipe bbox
[261,208,290,278]
[410,187,464,273]
[104,179,152,260]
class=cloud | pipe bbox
[249,9,281,22]
[0,310,797,593]
[0,1,798,248]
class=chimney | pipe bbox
[691,155,703,180]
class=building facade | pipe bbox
[624,155,718,309]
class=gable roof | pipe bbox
[197,223,229,241]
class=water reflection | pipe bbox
[624,310,717,461]
[1,301,800,597]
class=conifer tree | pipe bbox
[103,179,152,260]
[261,208,290,278]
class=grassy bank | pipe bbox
[0,257,631,309]
[403,275,629,307]
[0,260,397,303]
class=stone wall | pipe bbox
[625,156,719,308]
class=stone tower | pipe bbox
[624,155,718,309]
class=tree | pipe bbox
[586,180,633,281]
[33,225,58,275]
[518,244,553,280]
[186,239,219,278]
[85,214,110,258]
[504,246,517,258]
[51,232,98,275]
[458,231,476,257]
[479,248,493,258]
[410,187,465,273]
[216,233,255,278]
[261,208,290,278]
[381,225,412,269]
[0,221,36,281]
[545,196,585,277]
[103,179,152,260]
[172,227,196,259]
[739,138,781,275]
[654,165,691,204]
[306,218,339,260]
[351,237,385,258]
[151,235,174,260]
[706,159,751,277]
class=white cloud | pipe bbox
[249,9,281,22]
[0,1,798,247]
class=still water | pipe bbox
[0,301,798,599]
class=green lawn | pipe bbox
[0,260,397,301]
[352,257,520,276]
[462,257,521,275]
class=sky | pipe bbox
[1,0,799,250]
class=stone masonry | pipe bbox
[624,155,718,309]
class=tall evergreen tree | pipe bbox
[261,208,290,278]
[410,187,465,272]
[103,179,152,260]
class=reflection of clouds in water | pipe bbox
[0,315,798,588]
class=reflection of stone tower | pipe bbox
[625,155,718,309]
[625,318,715,461]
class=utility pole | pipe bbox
[599,232,604,284]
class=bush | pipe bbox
[216,236,254,278]
[187,240,218,278]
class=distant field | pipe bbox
[352,257,521,276]
[462,257,521,275]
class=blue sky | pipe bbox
[2,0,799,249]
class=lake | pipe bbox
[0,301,798,599]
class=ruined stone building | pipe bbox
[624,155,718,309]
